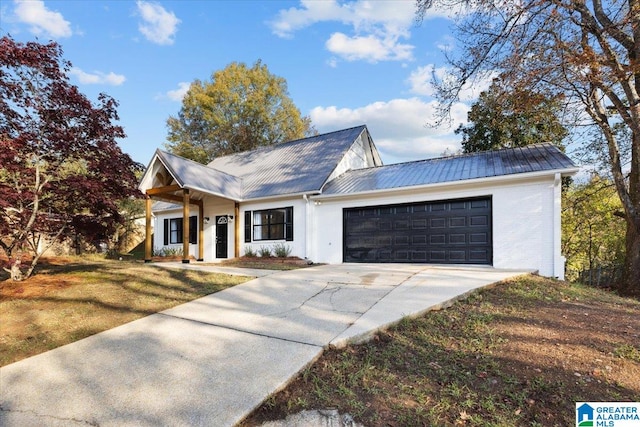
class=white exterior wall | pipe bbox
[153,209,200,258]
[240,197,309,259]
[326,135,374,182]
[311,174,563,278]
[151,173,566,278]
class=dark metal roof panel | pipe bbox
[322,143,577,195]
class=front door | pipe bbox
[215,216,228,258]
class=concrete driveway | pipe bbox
[0,263,530,427]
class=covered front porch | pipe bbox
[139,150,243,263]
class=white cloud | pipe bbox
[269,0,419,63]
[166,82,191,101]
[136,1,180,45]
[70,68,126,86]
[13,0,72,38]
[269,0,345,38]
[310,97,469,162]
[326,32,413,63]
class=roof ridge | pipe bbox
[207,125,368,165]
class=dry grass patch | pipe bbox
[0,257,249,366]
[241,275,640,427]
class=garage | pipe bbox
[343,197,492,264]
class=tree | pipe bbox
[456,80,569,152]
[166,60,314,164]
[0,36,142,280]
[416,0,640,295]
[562,176,626,285]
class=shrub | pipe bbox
[154,247,183,257]
[258,246,272,257]
[244,246,257,257]
[273,243,292,258]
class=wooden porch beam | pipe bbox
[146,184,181,196]
[149,193,203,208]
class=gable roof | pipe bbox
[154,150,243,200]
[140,125,378,201]
[321,143,578,196]
[206,125,372,200]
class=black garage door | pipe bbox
[343,197,492,264]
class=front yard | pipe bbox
[241,275,640,427]
[0,257,248,367]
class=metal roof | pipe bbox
[156,150,243,200]
[321,143,578,195]
[207,125,369,199]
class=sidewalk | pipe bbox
[0,264,529,426]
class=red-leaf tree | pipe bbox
[0,36,142,280]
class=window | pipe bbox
[163,216,197,245]
[170,218,182,244]
[249,207,293,241]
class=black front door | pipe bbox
[215,216,228,258]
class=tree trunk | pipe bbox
[619,221,640,297]
[10,259,23,281]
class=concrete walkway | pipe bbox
[0,264,530,427]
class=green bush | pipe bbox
[244,246,257,257]
[258,246,272,257]
[154,247,183,257]
[273,243,292,258]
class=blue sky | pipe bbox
[1,0,493,166]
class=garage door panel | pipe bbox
[470,215,488,226]
[449,250,467,261]
[412,219,427,228]
[395,235,410,245]
[450,234,466,244]
[470,249,490,262]
[430,234,446,244]
[412,251,427,261]
[471,199,489,209]
[344,197,492,264]
[449,217,466,227]
[412,235,427,244]
[431,218,446,228]
[470,233,489,244]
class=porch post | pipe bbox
[144,196,152,263]
[234,202,240,258]
[198,203,204,261]
[182,189,190,263]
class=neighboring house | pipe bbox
[139,125,578,278]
